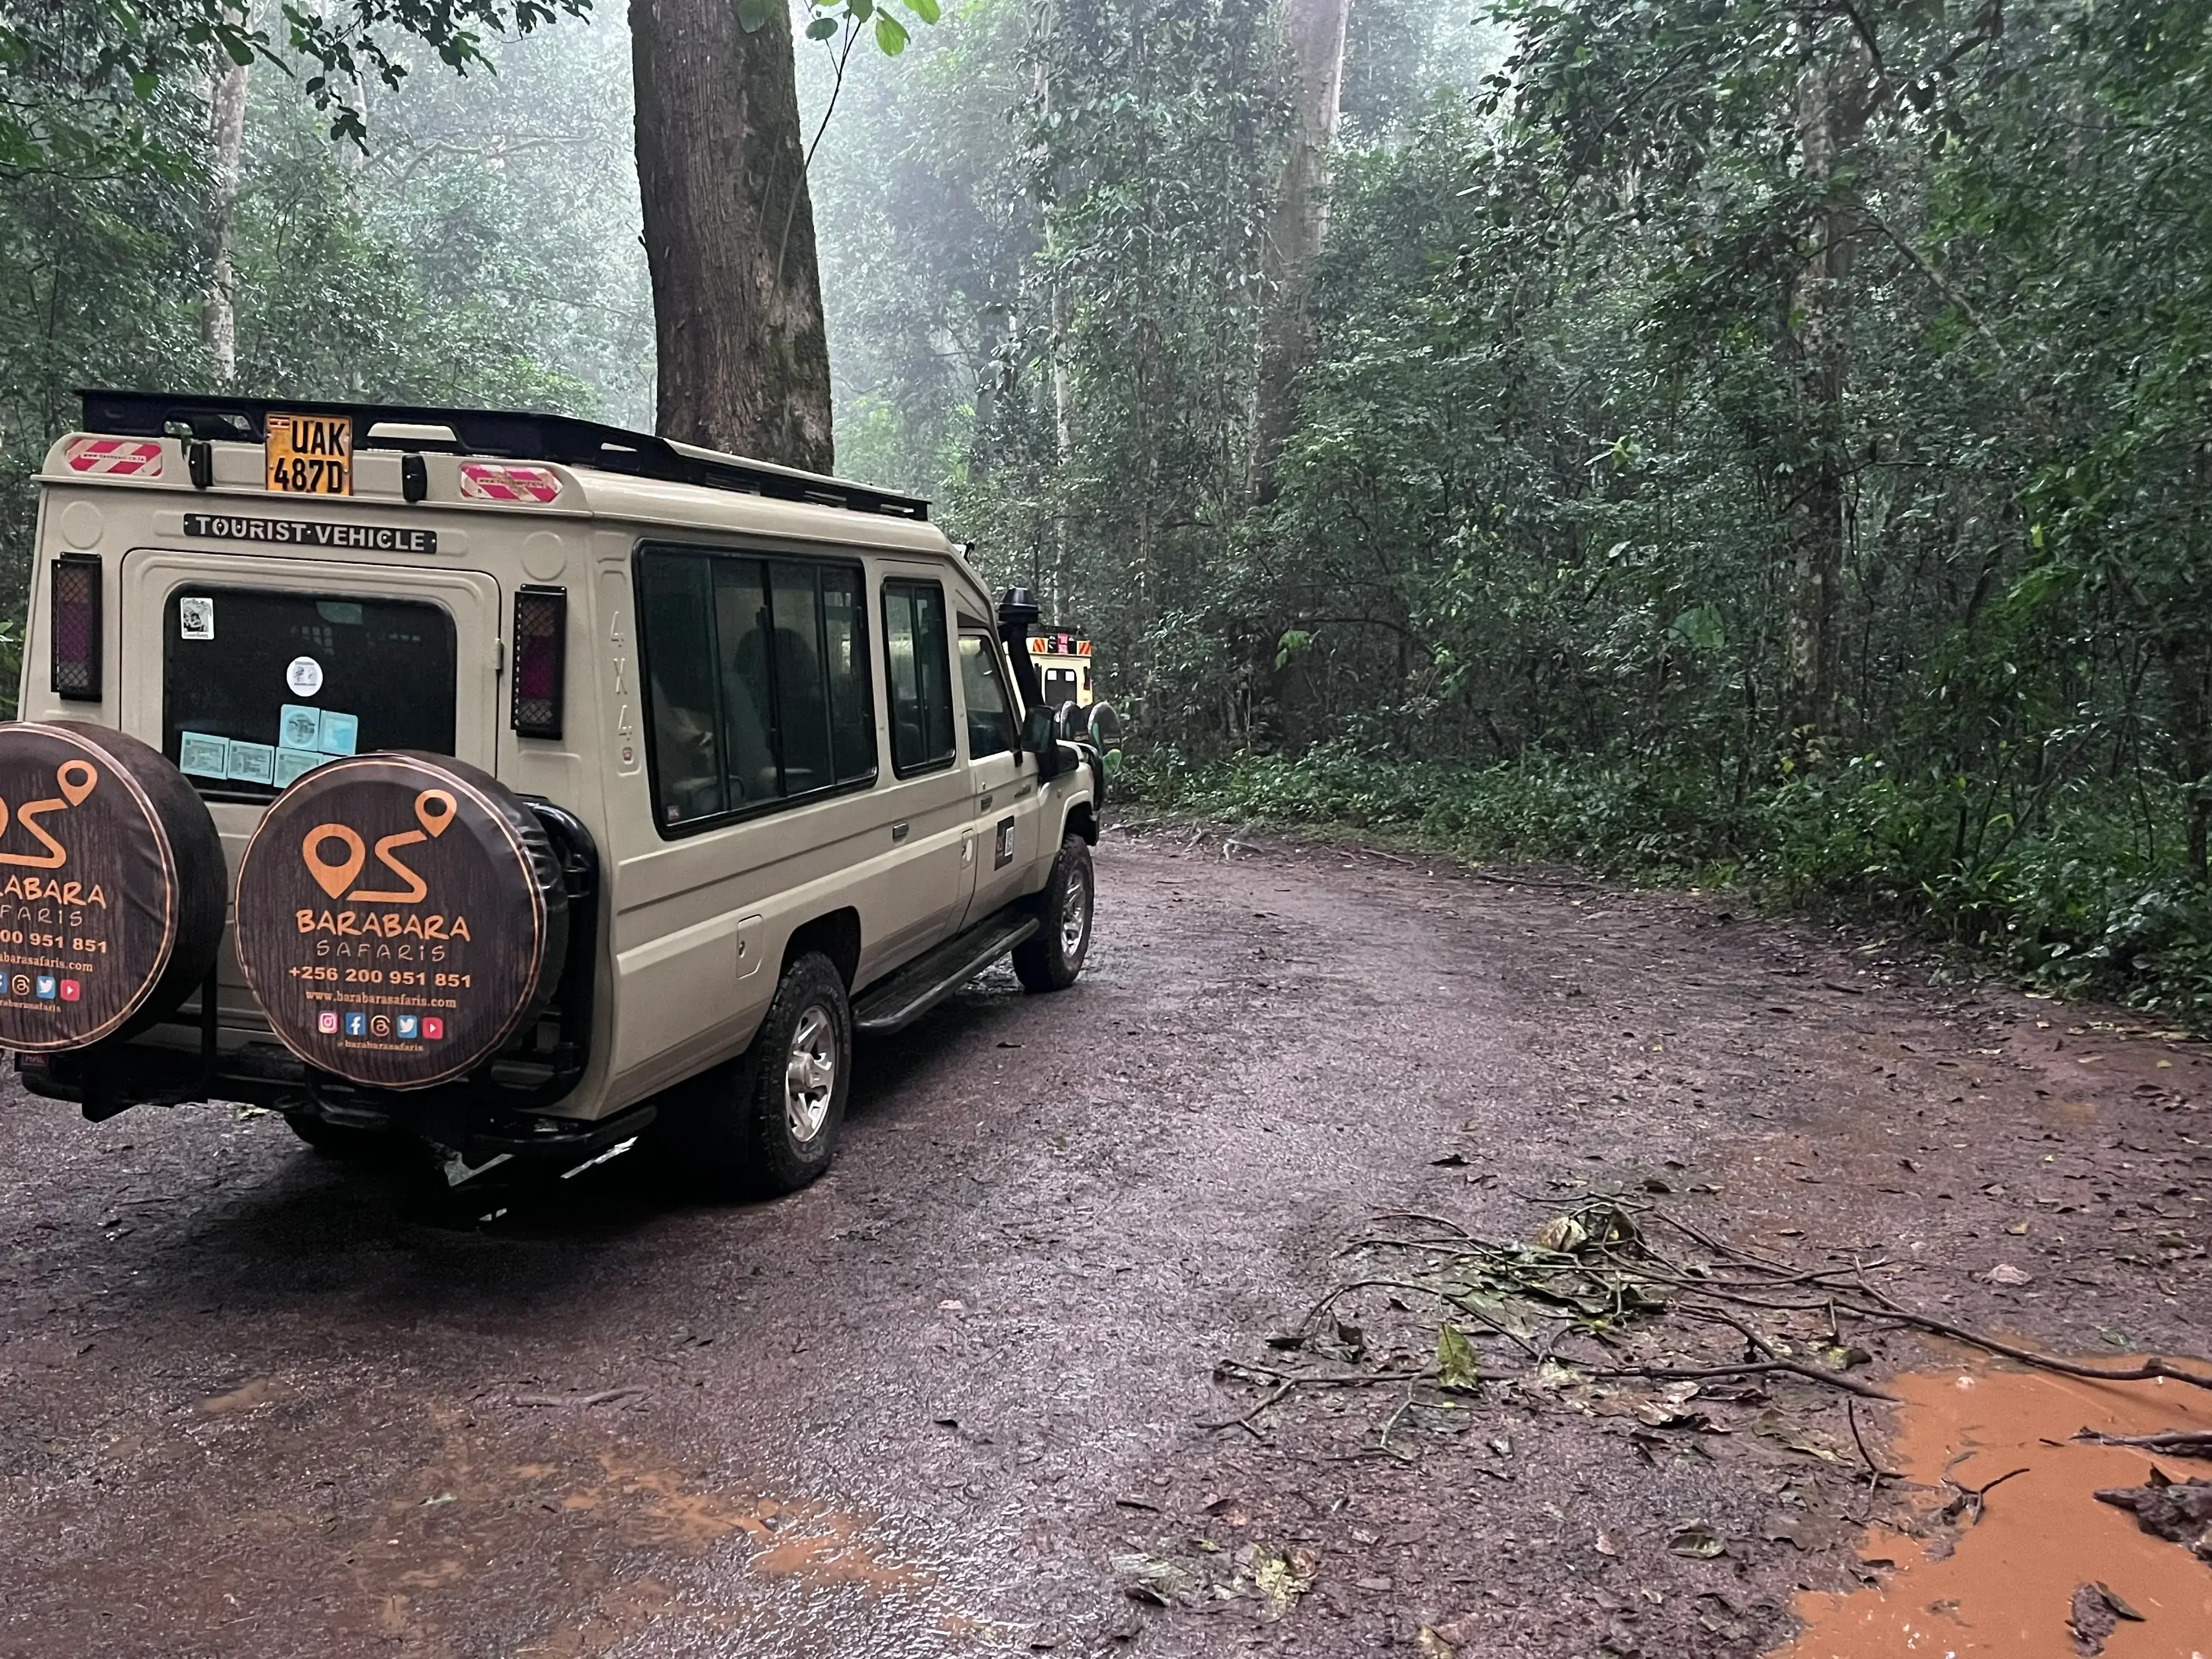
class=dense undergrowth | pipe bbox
[1124,744,2212,1032]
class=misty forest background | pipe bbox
[5,0,2212,1023]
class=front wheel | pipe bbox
[1013,834,1094,992]
[669,951,853,1198]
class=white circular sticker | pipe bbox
[286,656,324,697]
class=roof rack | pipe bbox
[78,389,930,522]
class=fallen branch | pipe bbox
[1939,1464,2028,1525]
[508,1385,649,1409]
[1296,1277,1542,1359]
[1585,1358,1900,1403]
[1849,1286,2212,1392]
[1200,1367,1429,1432]
[2070,1428,2212,1459]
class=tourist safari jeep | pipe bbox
[2,391,1103,1193]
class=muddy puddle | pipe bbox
[1773,1357,2212,1658]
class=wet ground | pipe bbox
[0,825,2206,1657]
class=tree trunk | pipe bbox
[630,0,834,471]
[204,54,250,386]
[1249,0,1351,501]
[1031,0,1077,622]
[1780,35,1861,737]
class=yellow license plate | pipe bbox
[265,413,353,496]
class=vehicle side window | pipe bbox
[637,548,877,833]
[882,579,955,776]
[957,631,1019,758]
[640,554,724,825]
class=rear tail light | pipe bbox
[50,555,102,701]
[460,462,561,504]
[511,586,566,740]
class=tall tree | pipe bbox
[630,0,831,468]
[1251,0,1351,499]
[202,45,250,384]
[629,0,935,470]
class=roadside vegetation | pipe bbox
[1122,743,2212,1030]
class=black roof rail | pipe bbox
[77,389,930,522]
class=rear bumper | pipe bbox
[16,1024,645,1164]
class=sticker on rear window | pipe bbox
[274,749,323,789]
[178,597,214,641]
[317,711,359,755]
[179,731,229,779]
[286,655,323,697]
[279,704,323,751]
[226,741,275,786]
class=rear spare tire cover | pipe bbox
[0,722,225,1051]
[234,753,568,1089]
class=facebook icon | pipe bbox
[343,1012,368,1037]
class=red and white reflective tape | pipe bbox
[458,462,561,505]
[64,438,163,478]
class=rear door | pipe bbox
[871,569,972,965]
[118,550,500,1028]
[955,621,1041,928]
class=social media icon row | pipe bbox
[12,974,81,1002]
[316,1009,443,1041]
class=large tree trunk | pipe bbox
[630,0,833,471]
[1780,34,1863,737]
[1250,0,1351,501]
[203,54,249,385]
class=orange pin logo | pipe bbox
[303,825,366,899]
[57,761,97,806]
[415,791,455,838]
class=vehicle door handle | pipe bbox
[979,793,994,810]
[891,821,910,842]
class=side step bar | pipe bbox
[852,908,1039,1035]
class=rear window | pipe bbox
[163,588,457,799]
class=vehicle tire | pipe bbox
[676,951,853,1198]
[1013,833,1094,992]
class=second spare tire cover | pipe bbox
[234,753,568,1089]
[0,721,225,1051]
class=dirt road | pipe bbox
[1,827,2204,1656]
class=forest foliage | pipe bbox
[4,0,2212,1021]
[817,0,2212,1023]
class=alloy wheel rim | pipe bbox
[1060,863,1090,958]
[785,1005,836,1143]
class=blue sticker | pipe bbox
[274,748,324,789]
[227,741,275,785]
[317,710,359,756]
[278,704,324,752]
[179,732,229,778]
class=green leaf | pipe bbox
[873,11,908,53]
[735,0,777,33]
[1667,604,1726,651]
[906,0,941,22]
[806,15,840,38]
[1435,1323,1481,1391]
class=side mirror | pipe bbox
[1020,703,1063,776]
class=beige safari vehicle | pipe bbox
[5,391,1101,1194]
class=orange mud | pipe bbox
[1772,1360,2212,1659]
